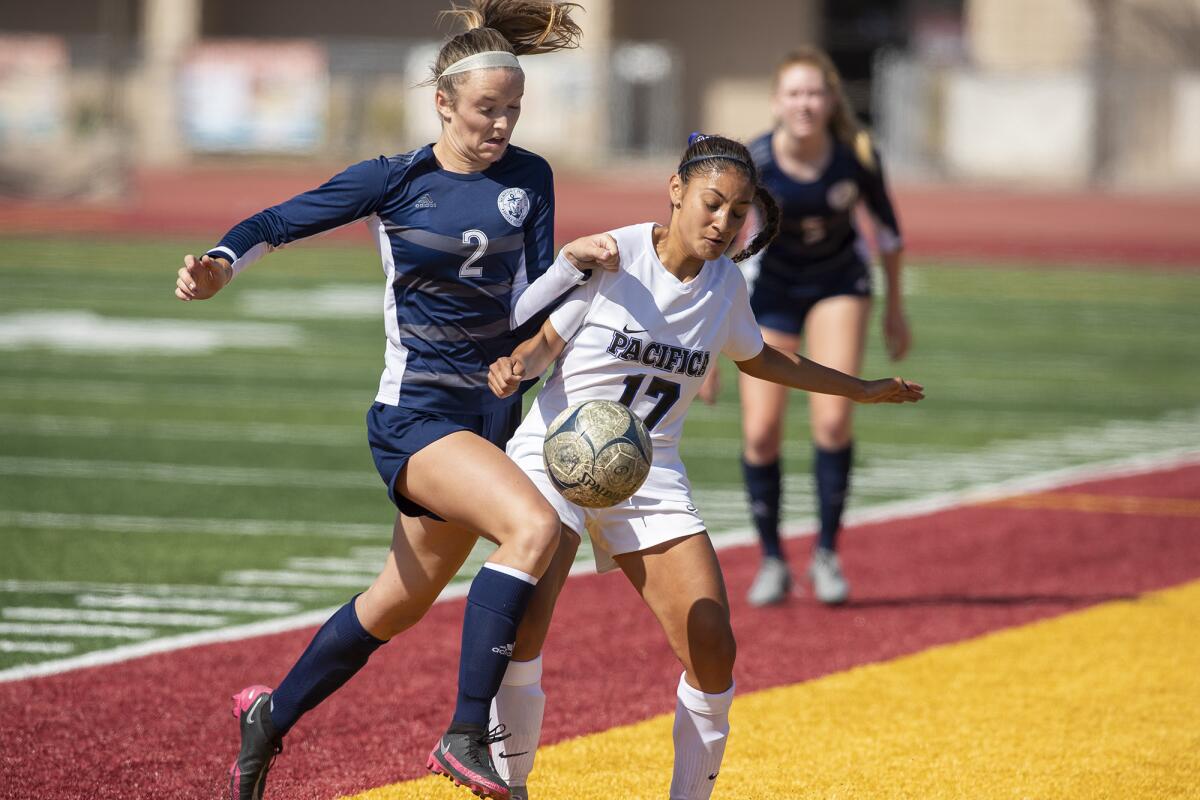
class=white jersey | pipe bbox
[507,222,764,569]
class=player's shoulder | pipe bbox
[608,222,654,256]
[499,144,554,181]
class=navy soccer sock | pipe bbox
[452,563,537,728]
[742,458,784,560]
[815,443,853,552]
[269,595,386,735]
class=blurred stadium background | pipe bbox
[0,2,1198,798]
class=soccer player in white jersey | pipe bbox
[485,134,924,799]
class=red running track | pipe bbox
[1,465,1199,800]
[2,167,1199,266]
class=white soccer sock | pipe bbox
[670,672,735,800]
[488,655,544,788]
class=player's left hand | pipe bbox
[883,303,911,361]
[175,254,232,301]
[562,234,620,272]
[488,356,525,398]
[858,377,924,404]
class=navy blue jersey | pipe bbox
[206,144,574,415]
[749,132,902,289]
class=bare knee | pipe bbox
[743,422,783,464]
[812,418,853,450]
[498,500,562,572]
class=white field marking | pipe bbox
[2,607,227,628]
[285,557,383,572]
[239,284,379,319]
[74,594,299,615]
[0,378,364,410]
[0,457,379,490]
[0,640,74,655]
[0,622,154,640]
[3,446,1198,684]
[0,579,331,603]
[0,311,303,354]
[220,570,377,588]
[690,407,1200,530]
[0,414,360,447]
[0,510,386,540]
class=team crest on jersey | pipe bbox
[497,188,531,226]
[827,179,859,211]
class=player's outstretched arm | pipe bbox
[488,319,567,398]
[735,344,924,404]
[175,254,232,301]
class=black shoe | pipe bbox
[228,685,283,800]
[427,723,513,799]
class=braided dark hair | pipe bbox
[676,134,780,263]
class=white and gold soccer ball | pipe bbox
[542,399,652,508]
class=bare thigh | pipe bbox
[739,327,801,464]
[615,533,735,693]
[805,295,871,449]
[355,513,479,640]
[396,431,562,576]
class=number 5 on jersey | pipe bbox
[459,229,489,278]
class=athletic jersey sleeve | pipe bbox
[205,156,391,276]
[547,263,602,342]
[857,148,903,254]
[722,264,766,361]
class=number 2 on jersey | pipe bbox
[459,229,489,278]
[618,374,681,430]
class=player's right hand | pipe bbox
[561,234,620,272]
[488,356,525,398]
[175,254,232,301]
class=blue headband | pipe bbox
[680,132,752,173]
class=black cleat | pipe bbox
[228,685,283,800]
[427,723,513,799]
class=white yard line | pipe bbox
[2,607,227,628]
[0,414,360,447]
[0,511,386,540]
[75,594,299,615]
[0,457,379,490]
[0,579,331,603]
[0,622,155,640]
[0,641,74,655]
[221,570,379,588]
[2,446,1198,684]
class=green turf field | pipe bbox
[2,236,1198,671]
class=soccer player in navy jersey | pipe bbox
[173,3,616,798]
[700,47,913,607]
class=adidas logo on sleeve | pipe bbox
[415,193,437,209]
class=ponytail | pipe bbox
[428,0,583,95]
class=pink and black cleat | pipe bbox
[427,723,513,799]
[228,685,283,800]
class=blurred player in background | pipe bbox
[487,134,923,800]
[702,47,912,606]
[173,3,617,798]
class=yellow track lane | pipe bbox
[984,492,1200,517]
[345,580,1200,799]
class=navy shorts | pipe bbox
[750,264,872,336]
[366,401,523,518]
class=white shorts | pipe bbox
[507,431,708,573]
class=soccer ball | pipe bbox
[542,399,652,508]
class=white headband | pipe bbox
[439,50,522,78]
